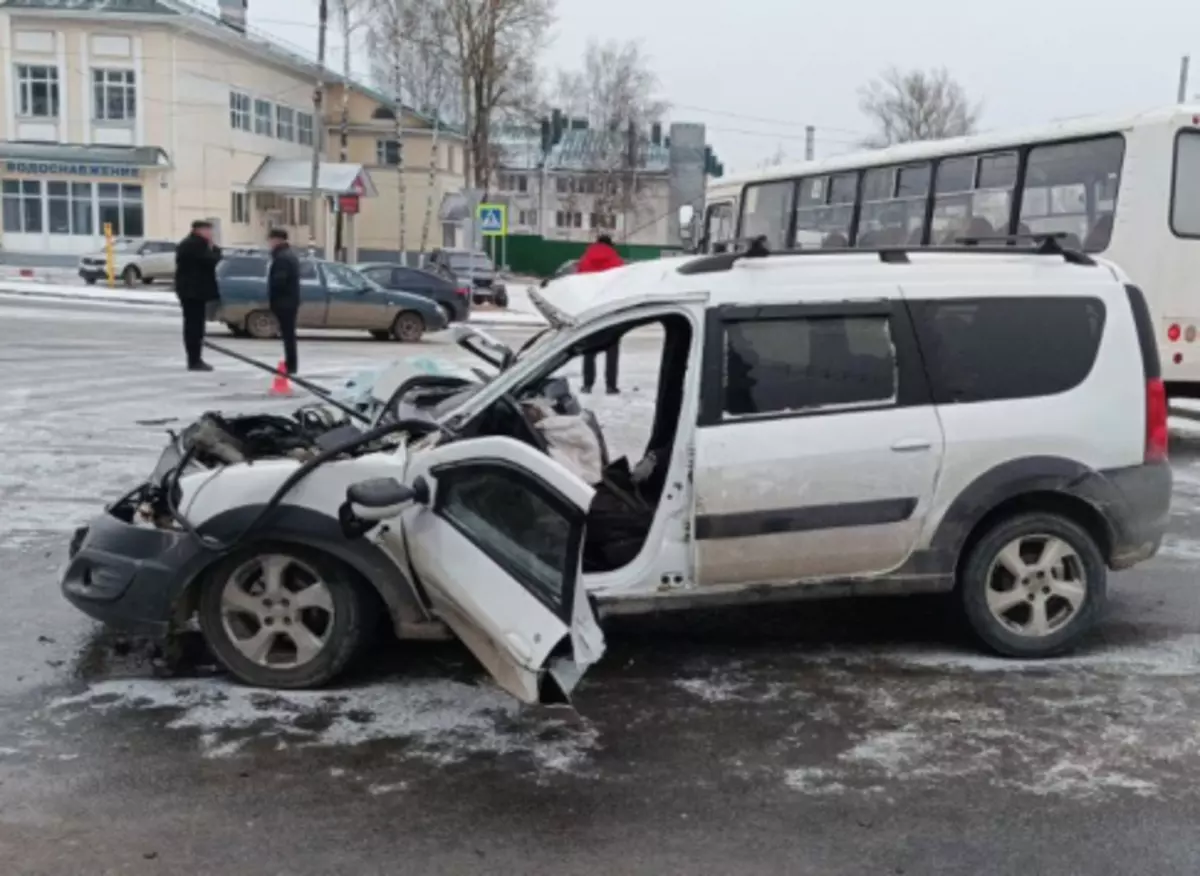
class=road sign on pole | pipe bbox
[477,203,507,237]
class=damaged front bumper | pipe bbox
[61,506,196,638]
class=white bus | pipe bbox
[692,104,1200,394]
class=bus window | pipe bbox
[741,180,794,251]
[858,163,930,247]
[1019,135,1124,252]
[794,172,856,248]
[1172,130,1200,237]
[703,201,735,252]
[932,152,1017,244]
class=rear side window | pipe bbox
[722,315,897,418]
[1171,130,1200,237]
[910,297,1106,403]
[218,255,267,277]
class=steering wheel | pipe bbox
[495,392,549,453]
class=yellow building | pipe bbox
[0,0,468,263]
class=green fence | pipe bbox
[485,234,683,278]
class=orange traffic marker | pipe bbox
[269,360,293,396]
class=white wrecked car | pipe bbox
[60,249,1171,700]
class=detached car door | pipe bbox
[397,436,605,704]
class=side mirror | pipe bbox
[345,477,422,520]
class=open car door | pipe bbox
[399,436,605,704]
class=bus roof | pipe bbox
[713,103,1200,192]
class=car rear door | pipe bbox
[298,259,329,328]
[393,435,605,704]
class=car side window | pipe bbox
[908,296,1106,403]
[435,463,579,619]
[220,255,268,277]
[323,263,363,291]
[721,314,897,418]
[360,267,389,285]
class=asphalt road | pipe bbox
[6,295,1200,875]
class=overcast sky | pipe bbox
[233,0,1199,174]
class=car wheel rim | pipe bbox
[248,312,276,337]
[396,315,422,340]
[984,535,1086,638]
[219,554,335,669]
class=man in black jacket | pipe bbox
[267,228,301,376]
[174,219,222,371]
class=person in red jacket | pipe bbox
[576,234,625,393]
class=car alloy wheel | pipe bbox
[198,544,367,689]
[984,534,1086,637]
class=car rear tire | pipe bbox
[122,265,141,287]
[493,288,509,309]
[198,544,367,689]
[245,310,280,339]
[142,277,155,285]
[84,276,97,286]
[959,511,1106,659]
[391,311,425,342]
[369,329,391,340]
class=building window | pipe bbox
[1,180,43,233]
[298,198,309,227]
[47,181,94,235]
[16,64,60,118]
[231,190,250,225]
[276,105,295,141]
[97,183,143,237]
[254,99,274,136]
[590,213,616,230]
[297,111,314,146]
[518,209,537,227]
[92,68,136,122]
[555,210,582,229]
[376,139,401,165]
[229,91,251,131]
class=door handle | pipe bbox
[891,438,932,452]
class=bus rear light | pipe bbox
[1187,326,1197,343]
[1174,352,1183,364]
[1168,323,1182,342]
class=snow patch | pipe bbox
[50,678,600,772]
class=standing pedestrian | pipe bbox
[576,234,625,394]
[267,228,301,376]
[174,219,222,371]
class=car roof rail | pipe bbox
[677,232,1096,275]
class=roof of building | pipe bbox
[247,159,378,197]
[493,127,670,174]
[0,142,171,168]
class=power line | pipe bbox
[669,102,870,138]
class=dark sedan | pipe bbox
[215,254,446,342]
[356,262,471,324]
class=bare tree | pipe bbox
[858,66,982,147]
[554,39,667,240]
[443,0,554,191]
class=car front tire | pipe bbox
[245,310,280,339]
[959,511,1106,659]
[121,265,141,287]
[391,311,425,342]
[198,544,367,689]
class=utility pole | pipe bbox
[1179,56,1191,104]
[334,0,353,262]
[307,0,329,259]
[804,125,815,161]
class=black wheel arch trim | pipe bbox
[175,504,429,629]
[926,455,1121,570]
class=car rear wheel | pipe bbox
[245,310,280,339]
[493,288,509,308]
[143,276,155,285]
[84,276,97,286]
[198,544,366,689]
[959,512,1106,659]
[391,311,425,342]
[122,265,140,287]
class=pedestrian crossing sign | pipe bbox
[477,203,507,237]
